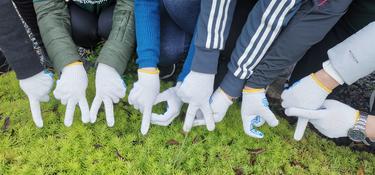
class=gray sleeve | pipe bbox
[246,0,352,88]
[328,22,375,85]
[191,0,237,74]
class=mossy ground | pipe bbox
[0,71,374,174]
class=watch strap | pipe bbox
[353,111,368,132]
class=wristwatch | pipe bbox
[347,111,375,146]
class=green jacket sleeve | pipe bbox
[97,0,135,75]
[33,0,80,74]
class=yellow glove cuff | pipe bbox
[66,61,83,67]
[138,68,160,74]
[311,73,332,94]
[242,88,265,93]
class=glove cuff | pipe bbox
[242,88,265,94]
[66,61,83,67]
[215,88,234,105]
[138,68,160,75]
[310,73,333,94]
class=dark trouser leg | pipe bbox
[214,0,257,89]
[69,3,99,48]
[158,0,199,67]
[98,4,115,40]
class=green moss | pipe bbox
[0,72,374,174]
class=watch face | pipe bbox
[348,129,366,142]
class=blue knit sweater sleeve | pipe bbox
[177,36,195,81]
[135,0,160,68]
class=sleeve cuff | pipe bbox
[191,47,220,74]
[220,72,246,98]
[322,60,345,85]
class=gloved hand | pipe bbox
[192,88,266,127]
[241,89,279,138]
[53,62,90,127]
[177,71,215,132]
[151,82,183,126]
[281,74,332,140]
[285,100,358,138]
[192,88,234,126]
[90,63,126,127]
[19,70,54,128]
[128,69,160,135]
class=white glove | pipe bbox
[151,82,183,126]
[285,100,358,138]
[241,89,279,138]
[90,63,126,127]
[192,88,234,126]
[177,71,215,132]
[19,70,54,128]
[128,69,160,135]
[281,74,331,140]
[53,62,90,127]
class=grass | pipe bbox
[0,71,374,175]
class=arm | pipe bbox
[97,0,135,74]
[33,0,80,74]
[0,0,43,79]
[134,0,160,69]
[220,0,301,98]
[326,22,375,85]
[246,0,353,89]
[177,36,195,82]
[191,0,237,74]
[283,22,375,96]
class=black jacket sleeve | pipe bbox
[0,0,43,80]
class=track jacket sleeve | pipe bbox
[246,0,353,89]
[327,22,375,85]
[220,0,301,97]
[135,0,160,69]
[0,0,43,80]
[191,0,237,74]
[33,0,80,74]
[97,0,135,74]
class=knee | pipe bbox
[69,4,99,48]
[98,5,115,39]
[159,46,183,66]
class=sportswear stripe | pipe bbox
[219,0,232,49]
[233,0,278,77]
[244,0,296,78]
[206,0,218,48]
[213,0,226,48]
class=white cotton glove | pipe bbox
[285,100,358,138]
[19,70,54,128]
[177,71,215,132]
[90,63,126,127]
[151,82,183,126]
[53,62,90,127]
[128,69,160,135]
[192,88,234,126]
[281,74,332,140]
[241,89,279,138]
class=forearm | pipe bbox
[34,0,80,74]
[97,0,135,74]
[0,0,43,79]
[246,0,352,88]
[134,0,160,68]
[327,22,375,85]
[191,0,237,74]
